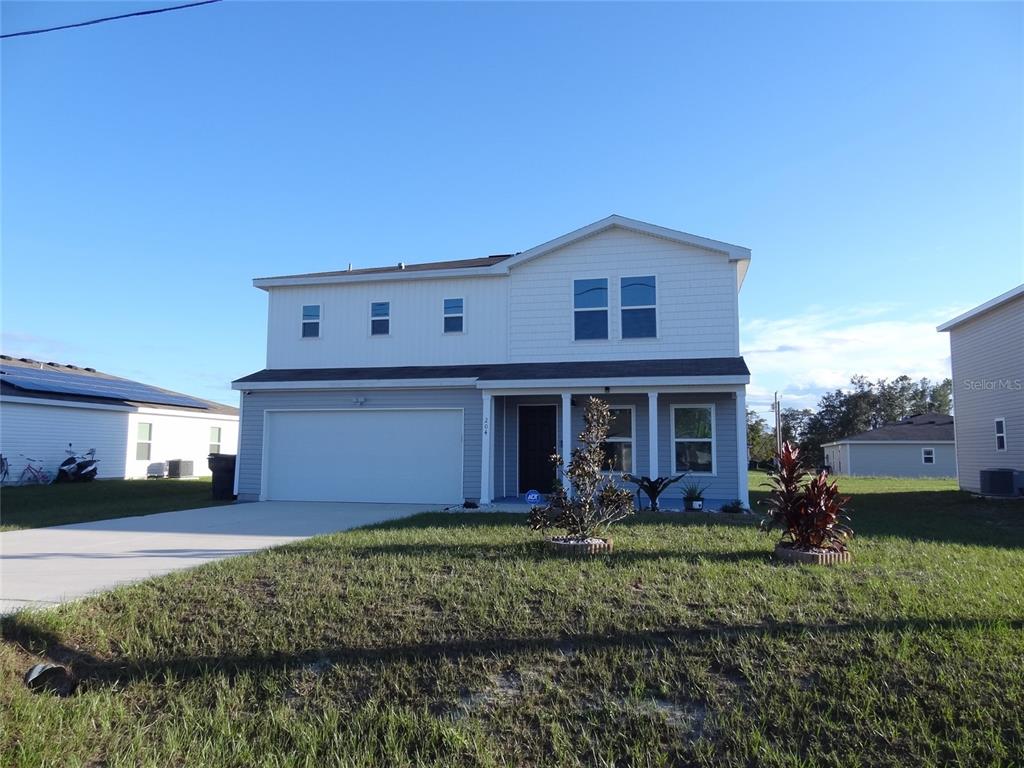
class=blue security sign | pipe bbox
[525,489,542,504]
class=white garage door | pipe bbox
[264,409,463,504]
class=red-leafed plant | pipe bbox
[760,441,853,552]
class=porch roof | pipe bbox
[233,357,749,388]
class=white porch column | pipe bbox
[561,392,573,495]
[648,391,659,478]
[480,392,493,504]
[737,387,749,508]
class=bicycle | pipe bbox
[18,456,52,485]
[0,454,8,484]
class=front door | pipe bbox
[518,405,557,494]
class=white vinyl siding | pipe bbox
[947,293,1023,493]
[125,410,240,479]
[0,400,129,480]
[265,278,508,369]
[508,228,739,362]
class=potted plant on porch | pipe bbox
[759,441,854,565]
[527,397,635,556]
[681,481,709,511]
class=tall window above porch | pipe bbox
[621,276,656,338]
[574,278,608,340]
[673,405,715,474]
[600,407,634,473]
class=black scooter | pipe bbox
[57,444,99,482]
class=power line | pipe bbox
[1,0,223,40]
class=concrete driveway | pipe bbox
[0,501,430,614]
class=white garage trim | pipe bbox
[259,407,465,503]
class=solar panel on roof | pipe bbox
[0,366,210,409]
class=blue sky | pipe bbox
[2,1,1021,414]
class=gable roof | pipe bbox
[252,215,752,290]
[937,283,1024,332]
[822,413,954,445]
[0,355,238,415]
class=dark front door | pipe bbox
[518,405,557,494]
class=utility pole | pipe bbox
[773,391,782,455]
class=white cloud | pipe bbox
[741,303,960,416]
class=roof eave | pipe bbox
[252,265,507,290]
[937,283,1024,331]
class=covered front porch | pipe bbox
[479,381,749,510]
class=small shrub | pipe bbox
[720,499,747,514]
[528,397,635,541]
[760,441,853,552]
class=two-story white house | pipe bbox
[232,216,752,509]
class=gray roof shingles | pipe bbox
[234,357,750,384]
[840,413,954,443]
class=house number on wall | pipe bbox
[483,417,489,436]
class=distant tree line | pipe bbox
[747,375,953,465]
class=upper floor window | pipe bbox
[371,302,390,336]
[673,405,715,474]
[210,426,222,455]
[136,422,152,461]
[574,278,608,340]
[996,418,1007,451]
[600,407,634,473]
[443,298,464,333]
[301,305,321,338]
[922,447,935,465]
[621,276,656,338]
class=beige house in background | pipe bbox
[938,284,1024,496]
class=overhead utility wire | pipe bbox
[1,0,223,40]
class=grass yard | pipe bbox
[2,474,1023,766]
[0,478,230,531]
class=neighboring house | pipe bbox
[821,413,955,477]
[232,215,752,508]
[938,284,1024,495]
[0,356,239,481]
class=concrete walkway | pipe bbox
[0,501,429,614]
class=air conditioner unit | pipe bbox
[979,468,1018,497]
[147,462,167,478]
[167,460,194,478]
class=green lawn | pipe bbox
[2,474,1023,766]
[0,478,230,531]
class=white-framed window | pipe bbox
[995,418,1007,451]
[922,447,935,465]
[443,298,464,333]
[370,301,390,336]
[621,275,656,339]
[301,305,321,338]
[672,404,716,475]
[209,426,222,455]
[574,278,608,340]
[136,422,152,461]
[600,406,634,473]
